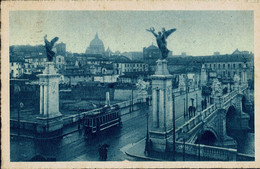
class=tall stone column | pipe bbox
[37,62,63,133]
[39,85,44,115]
[149,59,174,152]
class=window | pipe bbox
[228,64,230,69]
[223,64,225,69]
[233,64,236,69]
[218,64,220,69]
[239,64,242,68]
[214,64,216,69]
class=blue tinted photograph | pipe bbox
[9,11,254,161]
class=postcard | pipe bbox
[1,1,260,168]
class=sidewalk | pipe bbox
[10,122,82,140]
[125,139,217,161]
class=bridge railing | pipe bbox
[175,103,219,140]
[175,141,237,161]
[222,90,237,103]
[236,153,255,161]
[63,94,151,124]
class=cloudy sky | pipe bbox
[10,11,253,56]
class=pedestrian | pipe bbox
[98,145,103,160]
[103,147,108,161]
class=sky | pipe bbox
[10,11,254,56]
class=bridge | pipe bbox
[164,84,254,161]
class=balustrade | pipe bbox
[175,141,237,160]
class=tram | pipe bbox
[83,105,121,134]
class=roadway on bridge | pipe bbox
[10,105,193,161]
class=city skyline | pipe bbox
[10,11,253,56]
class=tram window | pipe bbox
[90,119,92,126]
[93,119,96,126]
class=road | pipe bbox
[11,106,151,161]
[10,103,196,161]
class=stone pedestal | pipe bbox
[149,59,174,152]
[36,62,63,133]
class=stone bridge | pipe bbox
[166,84,254,161]
[174,84,250,149]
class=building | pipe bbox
[122,51,143,61]
[55,55,65,69]
[60,68,92,85]
[54,42,66,56]
[85,33,105,55]
[113,60,149,75]
[10,57,24,78]
[24,55,47,74]
[143,44,161,61]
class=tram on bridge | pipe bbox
[83,105,121,135]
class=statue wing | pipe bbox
[164,28,176,39]
[51,37,59,46]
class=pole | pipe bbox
[18,105,20,136]
[198,143,201,161]
[145,105,149,154]
[186,76,188,117]
[172,93,175,160]
[78,109,80,130]
[132,85,134,112]
[184,98,185,116]
[183,138,185,161]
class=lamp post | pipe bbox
[172,92,175,160]
[183,98,186,116]
[18,102,24,136]
[185,75,189,117]
[14,84,22,136]
[145,97,150,155]
[179,131,188,161]
[78,108,81,130]
[198,142,201,161]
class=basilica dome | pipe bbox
[85,33,105,55]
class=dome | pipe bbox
[90,33,104,47]
[86,33,105,55]
[147,43,158,50]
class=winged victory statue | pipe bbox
[146,27,176,59]
[44,35,59,62]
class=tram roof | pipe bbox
[84,106,119,117]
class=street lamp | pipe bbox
[145,97,150,155]
[18,102,24,136]
[198,142,201,161]
[179,131,188,161]
[172,92,176,160]
[183,98,186,116]
[14,84,22,136]
[185,75,189,117]
[78,108,81,130]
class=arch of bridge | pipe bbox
[195,128,218,145]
